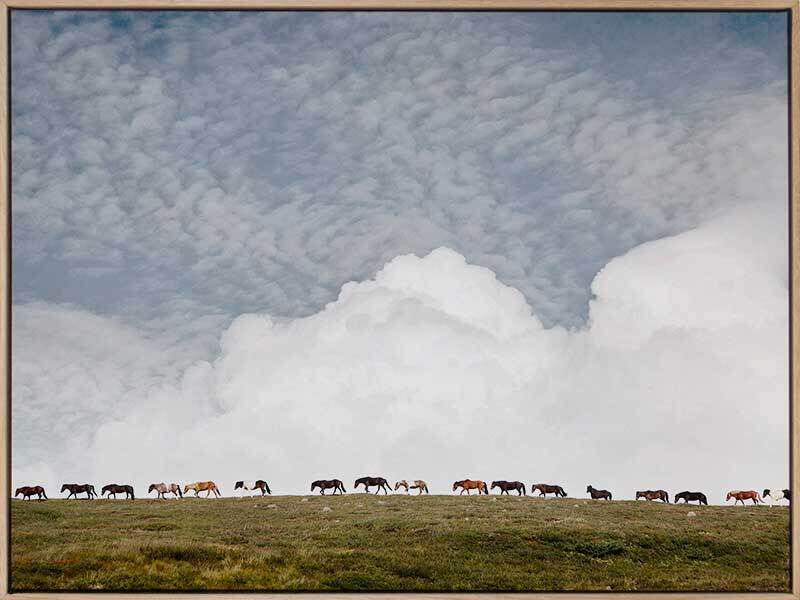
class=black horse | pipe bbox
[354,476,391,494]
[586,485,612,500]
[61,483,96,499]
[532,483,567,497]
[311,479,346,495]
[674,491,708,505]
[101,484,134,499]
[491,480,526,495]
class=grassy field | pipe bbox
[11,494,790,592]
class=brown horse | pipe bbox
[726,490,762,505]
[148,483,182,499]
[636,490,669,503]
[354,476,391,494]
[532,483,567,498]
[491,480,526,495]
[586,485,612,500]
[311,479,346,495]
[61,483,96,499]
[15,486,47,500]
[452,479,488,495]
[102,484,134,499]
[184,481,221,497]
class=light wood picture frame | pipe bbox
[0,1,797,597]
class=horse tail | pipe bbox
[608,492,612,500]
[130,487,135,500]
[424,483,429,494]
[266,483,272,495]
[177,486,183,498]
[42,490,48,499]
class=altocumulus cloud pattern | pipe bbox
[10,11,789,497]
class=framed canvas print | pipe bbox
[2,1,798,596]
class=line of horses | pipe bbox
[13,480,791,506]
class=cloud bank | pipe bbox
[12,199,788,501]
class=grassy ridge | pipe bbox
[11,494,790,592]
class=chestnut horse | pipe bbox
[636,490,669,503]
[453,479,488,495]
[491,480,526,495]
[726,490,762,505]
[532,483,567,498]
[61,483,96,499]
[102,484,134,499]
[586,485,612,500]
[184,481,221,497]
[15,486,47,500]
[311,479,346,495]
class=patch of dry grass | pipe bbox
[10,495,790,591]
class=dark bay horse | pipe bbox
[726,490,762,505]
[491,480,526,495]
[311,479,346,495]
[636,490,669,503]
[354,476,391,494]
[586,485,612,500]
[61,483,96,499]
[532,483,566,498]
[15,486,47,500]
[674,491,707,505]
[453,480,488,495]
[102,484,134,499]
[235,480,272,495]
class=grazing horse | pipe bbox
[491,480,526,495]
[726,490,762,505]
[234,480,272,496]
[15,486,47,501]
[531,483,567,498]
[394,480,429,494]
[184,481,221,497]
[311,479,346,495]
[354,476,391,494]
[148,483,182,499]
[763,488,791,506]
[61,483,96,499]
[102,484,135,499]
[636,490,669,503]
[452,480,488,495]
[674,491,707,505]
[586,485,612,500]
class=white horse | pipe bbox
[763,488,790,507]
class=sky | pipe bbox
[10,10,790,500]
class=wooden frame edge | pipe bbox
[0,2,797,599]
[0,0,797,10]
[1,1,9,597]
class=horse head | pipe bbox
[586,485,592,493]
[452,481,460,491]
[234,481,244,490]
[14,487,23,496]
[763,489,771,497]
[148,484,156,493]
[60,484,70,493]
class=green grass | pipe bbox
[11,495,790,591]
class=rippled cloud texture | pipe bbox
[11,12,789,499]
